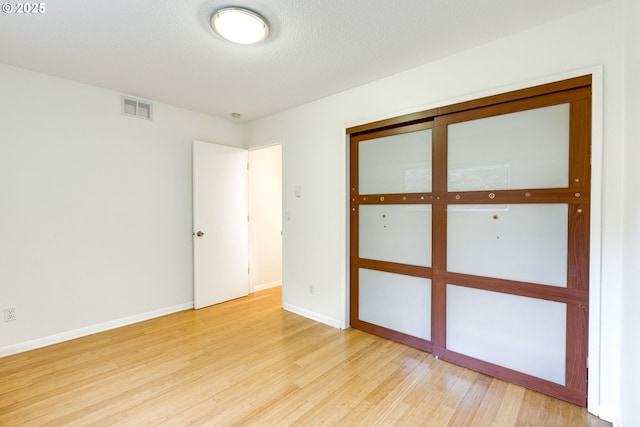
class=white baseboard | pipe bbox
[0,302,194,358]
[598,405,619,426]
[252,281,281,292]
[282,302,345,329]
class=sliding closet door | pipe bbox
[349,76,591,406]
[352,124,434,348]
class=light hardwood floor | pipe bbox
[0,287,610,427]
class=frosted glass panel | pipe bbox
[447,204,567,287]
[448,104,569,191]
[360,204,431,267]
[359,129,432,194]
[359,268,431,340]
[447,285,566,385]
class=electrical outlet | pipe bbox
[4,306,16,322]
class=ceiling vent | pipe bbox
[121,96,153,120]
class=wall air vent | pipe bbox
[121,96,153,120]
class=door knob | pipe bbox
[196,231,204,237]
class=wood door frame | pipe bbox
[347,75,593,406]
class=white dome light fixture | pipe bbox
[210,7,269,45]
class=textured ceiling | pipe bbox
[0,0,607,122]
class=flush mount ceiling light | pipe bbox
[210,7,269,45]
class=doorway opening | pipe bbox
[192,142,283,309]
[249,144,283,293]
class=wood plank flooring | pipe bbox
[0,287,610,427]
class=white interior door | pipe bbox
[193,141,249,309]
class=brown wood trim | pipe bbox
[347,111,437,136]
[437,349,587,406]
[349,264,359,328]
[350,318,433,353]
[346,75,591,136]
[435,188,590,205]
[349,119,435,140]
[565,304,588,394]
[569,98,592,190]
[432,125,448,194]
[355,258,432,279]
[355,193,433,204]
[353,188,590,206]
[436,83,591,125]
[431,280,447,350]
[349,138,359,199]
[431,124,448,350]
[568,203,590,292]
[443,272,589,306]
[349,137,359,327]
[432,205,448,273]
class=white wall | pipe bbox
[619,0,640,426]
[0,63,244,355]
[249,144,282,291]
[246,1,625,422]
